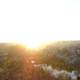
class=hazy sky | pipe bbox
[0,0,80,48]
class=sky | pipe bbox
[0,0,80,48]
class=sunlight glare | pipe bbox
[0,0,80,49]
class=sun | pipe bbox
[25,41,40,49]
[21,37,57,50]
[23,39,48,49]
[11,39,43,50]
[11,33,56,50]
[1,32,60,50]
[21,35,53,49]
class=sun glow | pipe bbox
[0,0,80,49]
[12,33,58,49]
